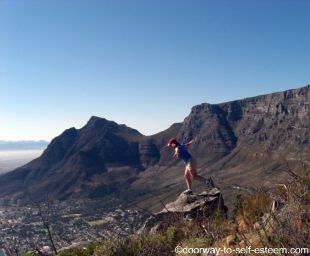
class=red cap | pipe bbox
[167,138,177,146]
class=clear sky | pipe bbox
[1,0,309,141]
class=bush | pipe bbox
[235,189,273,225]
[233,162,310,253]
[269,163,310,249]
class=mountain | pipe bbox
[0,85,309,209]
[0,140,48,151]
[131,84,310,209]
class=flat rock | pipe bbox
[139,188,227,234]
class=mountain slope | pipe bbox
[0,85,309,208]
[0,117,159,200]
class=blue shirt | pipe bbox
[176,144,192,162]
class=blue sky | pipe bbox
[1,0,309,141]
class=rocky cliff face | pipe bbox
[0,85,309,205]
[169,84,310,160]
[223,85,310,153]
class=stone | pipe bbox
[139,188,227,234]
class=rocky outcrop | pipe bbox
[139,188,227,234]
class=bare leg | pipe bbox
[184,169,192,190]
[189,168,207,182]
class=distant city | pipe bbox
[0,199,147,254]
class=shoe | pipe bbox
[206,177,214,188]
[183,189,193,195]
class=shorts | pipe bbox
[185,157,197,172]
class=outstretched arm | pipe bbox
[184,139,194,148]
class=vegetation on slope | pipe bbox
[25,162,309,256]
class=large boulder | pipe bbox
[139,187,227,234]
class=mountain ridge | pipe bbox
[0,84,309,209]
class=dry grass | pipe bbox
[232,161,310,254]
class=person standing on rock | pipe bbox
[167,138,213,194]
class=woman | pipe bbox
[167,138,213,194]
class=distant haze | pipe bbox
[0,140,48,174]
[0,140,48,151]
[0,150,44,174]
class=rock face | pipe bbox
[0,85,310,203]
[139,188,227,234]
[177,84,310,159]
